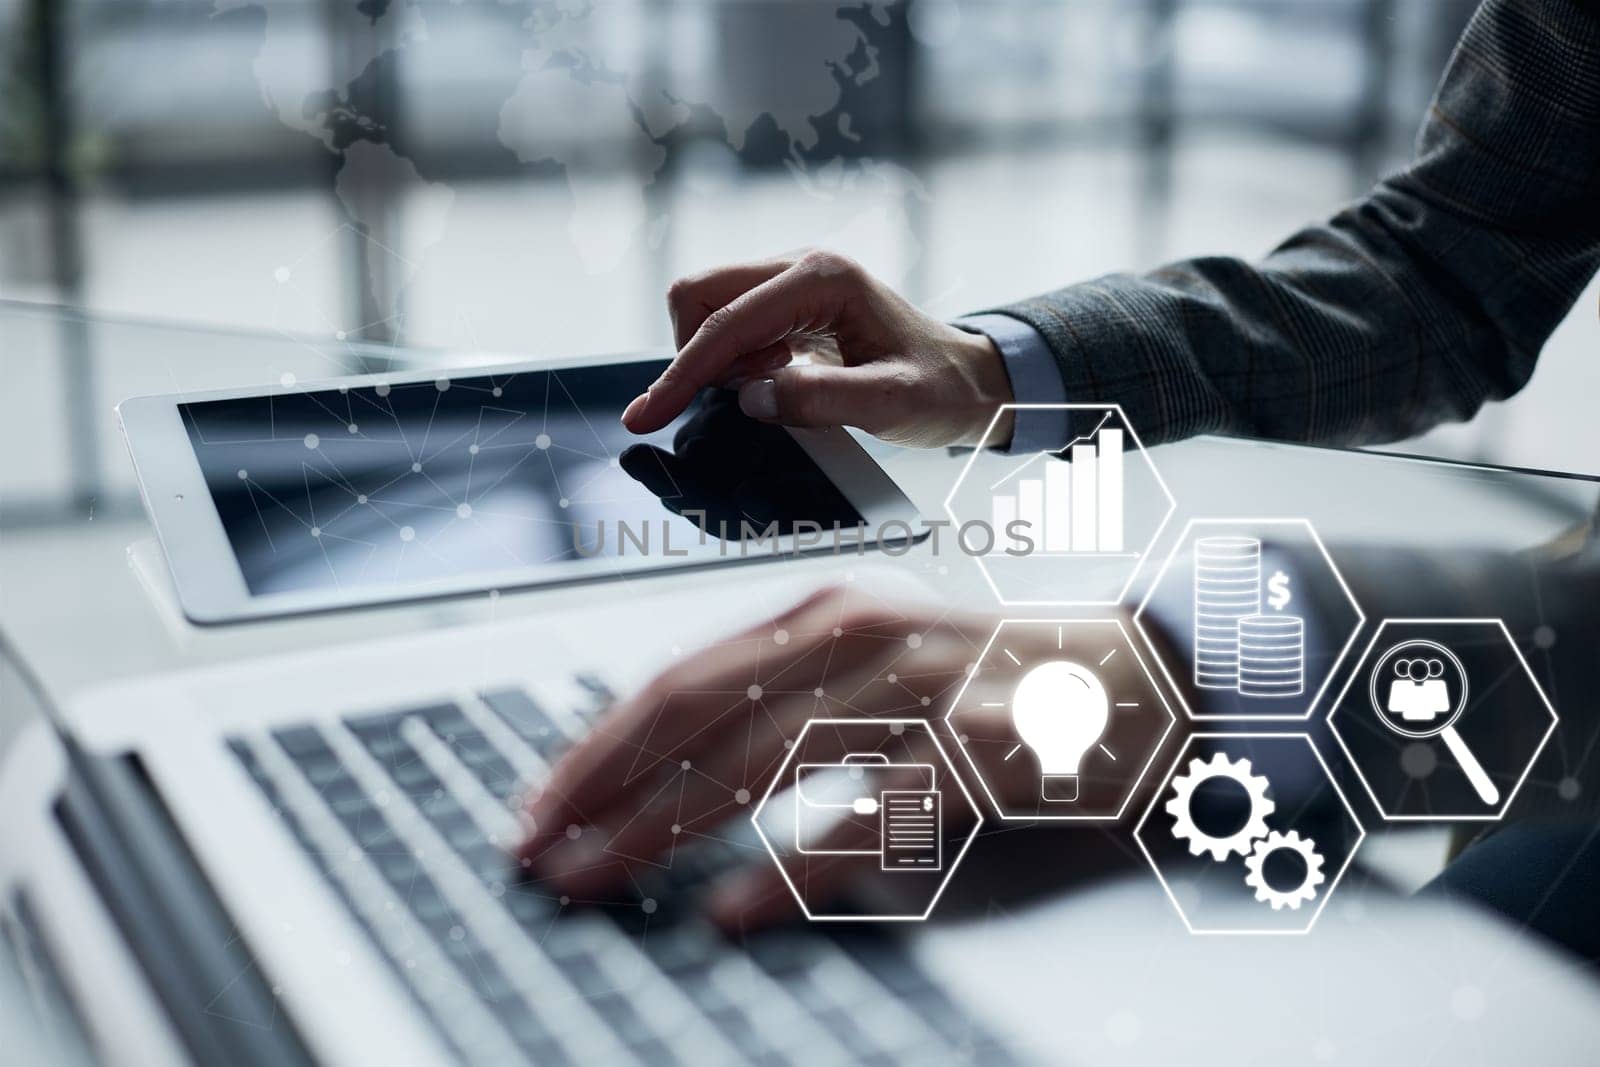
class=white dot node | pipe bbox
[734,788,751,805]
[448,926,465,942]
[681,759,692,770]
[889,722,905,735]
[411,462,422,473]
[609,456,621,468]
[456,503,473,519]
[375,383,391,397]
[784,739,794,749]
[773,628,789,645]
[273,266,290,283]
[747,685,763,701]
[1534,625,1556,648]
[566,823,582,840]
[559,895,571,906]
[1559,777,1582,801]
[558,498,570,508]
[237,469,249,480]
[488,590,500,601]
[920,696,931,706]
[310,527,321,538]
[399,526,415,542]
[303,433,319,449]
[348,423,358,433]
[335,330,347,341]
[886,673,898,684]
[814,687,824,697]
[535,433,552,450]
[435,378,451,392]
[1451,984,1485,1022]
[958,733,969,744]
[906,633,923,649]
[832,627,843,638]
[670,824,681,835]
[468,444,480,455]
[641,898,658,914]
[357,494,368,504]
[492,386,503,398]
[1105,1009,1141,1048]
[279,372,297,388]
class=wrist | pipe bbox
[949,327,1016,447]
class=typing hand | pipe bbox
[621,251,1017,449]
[519,585,1149,929]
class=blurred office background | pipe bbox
[1,0,1596,528]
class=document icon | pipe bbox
[880,790,942,872]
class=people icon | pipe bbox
[1385,657,1450,722]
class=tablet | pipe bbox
[118,353,926,624]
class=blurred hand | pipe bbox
[620,251,1017,449]
[519,584,1155,930]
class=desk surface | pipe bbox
[6,305,1600,1060]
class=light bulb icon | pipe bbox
[1011,660,1110,802]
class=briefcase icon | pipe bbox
[794,752,935,855]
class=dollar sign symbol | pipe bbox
[1267,570,1292,611]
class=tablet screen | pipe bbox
[178,361,864,596]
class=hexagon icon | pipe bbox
[944,404,1175,607]
[1134,518,1364,721]
[750,718,981,921]
[1326,619,1558,822]
[945,619,1175,821]
[1135,733,1364,935]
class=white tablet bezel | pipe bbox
[117,351,927,624]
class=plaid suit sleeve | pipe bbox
[990,0,1600,447]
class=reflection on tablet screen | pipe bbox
[179,360,863,596]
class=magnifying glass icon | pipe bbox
[1369,640,1499,807]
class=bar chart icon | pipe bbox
[992,417,1126,555]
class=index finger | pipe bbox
[623,261,850,434]
[666,255,799,348]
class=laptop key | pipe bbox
[479,687,573,762]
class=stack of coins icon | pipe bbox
[1193,537,1261,690]
[1237,614,1305,697]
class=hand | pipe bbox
[519,584,1154,930]
[621,251,1017,449]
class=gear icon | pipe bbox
[1164,753,1274,861]
[1243,830,1326,910]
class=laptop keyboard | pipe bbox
[228,675,1018,1066]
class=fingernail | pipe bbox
[739,379,778,420]
[621,391,650,428]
